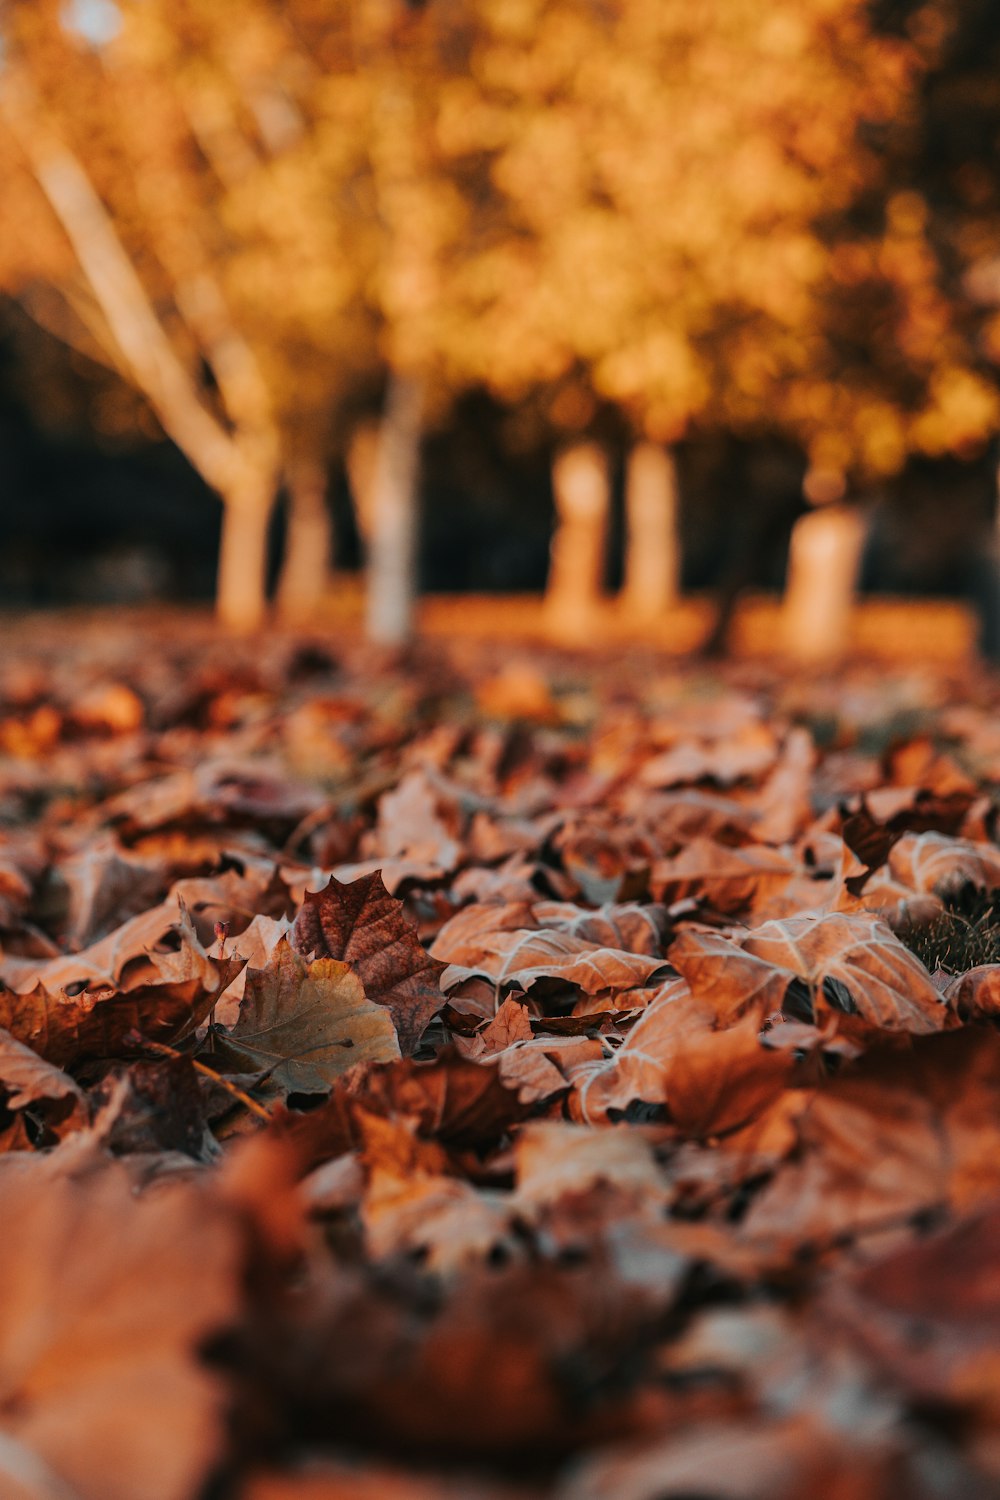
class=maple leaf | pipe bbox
[212,939,400,1094]
[0,966,241,1073]
[669,929,800,1023]
[292,873,445,1054]
[0,1028,87,1142]
[651,837,799,917]
[744,1029,1000,1246]
[741,912,947,1033]
[435,925,669,996]
[0,896,245,1071]
[6,896,245,1019]
[571,983,792,1134]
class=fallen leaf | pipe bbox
[363,770,462,872]
[292,873,445,1054]
[0,1154,240,1500]
[741,912,946,1032]
[669,929,799,1022]
[213,940,400,1094]
[0,1029,86,1141]
[571,980,791,1134]
[651,838,798,917]
[744,1029,1000,1246]
[437,925,669,997]
[884,831,1000,901]
[944,965,1000,1021]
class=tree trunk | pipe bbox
[781,503,868,662]
[621,441,680,623]
[364,374,424,647]
[3,70,286,639]
[3,77,238,494]
[346,420,381,558]
[545,441,610,643]
[216,476,276,633]
[276,460,332,623]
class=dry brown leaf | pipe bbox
[46,839,165,951]
[211,939,401,1094]
[437,925,669,996]
[884,831,1000,900]
[741,912,946,1032]
[750,726,816,845]
[469,997,535,1056]
[495,1040,574,1104]
[530,900,670,955]
[944,965,1000,1021]
[638,721,779,789]
[744,1029,1000,1247]
[829,1200,1000,1412]
[0,1155,240,1500]
[0,957,242,1072]
[651,838,798,916]
[514,1121,666,1208]
[0,1029,86,1139]
[363,769,462,872]
[292,873,445,1054]
[669,929,798,1022]
[571,980,791,1134]
[359,1112,514,1274]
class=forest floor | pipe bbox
[3,587,973,660]
[2,608,1000,1500]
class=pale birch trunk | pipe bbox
[781,504,868,662]
[545,441,610,643]
[2,72,279,633]
[346,420,381,558]
[275,460,332,623]
[621,441,680,623]
[364,374,424,647]
[217,475,276,634]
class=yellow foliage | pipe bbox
[0,0,996,481]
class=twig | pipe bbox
[140,1038,272,1122]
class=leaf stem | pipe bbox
[141,1039,272,1122]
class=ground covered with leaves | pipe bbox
[5,617,1000,1499]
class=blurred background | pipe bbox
[2,0,1000,658]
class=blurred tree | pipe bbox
[378,0,1000,643]
[0,0,379,630]
[384,0,926,633]
[4,0,1000,653]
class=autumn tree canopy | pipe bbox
[2,0,1000,628]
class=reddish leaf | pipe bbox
[0,1028,87,1140]
[292,873,445,1054]
[651,838,799,917]
[0,1155,240,1500]
[741,912,947,1033]
[669,929,798,1023]
[571,981,792,1134]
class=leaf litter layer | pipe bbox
[3,621,1000,1498]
